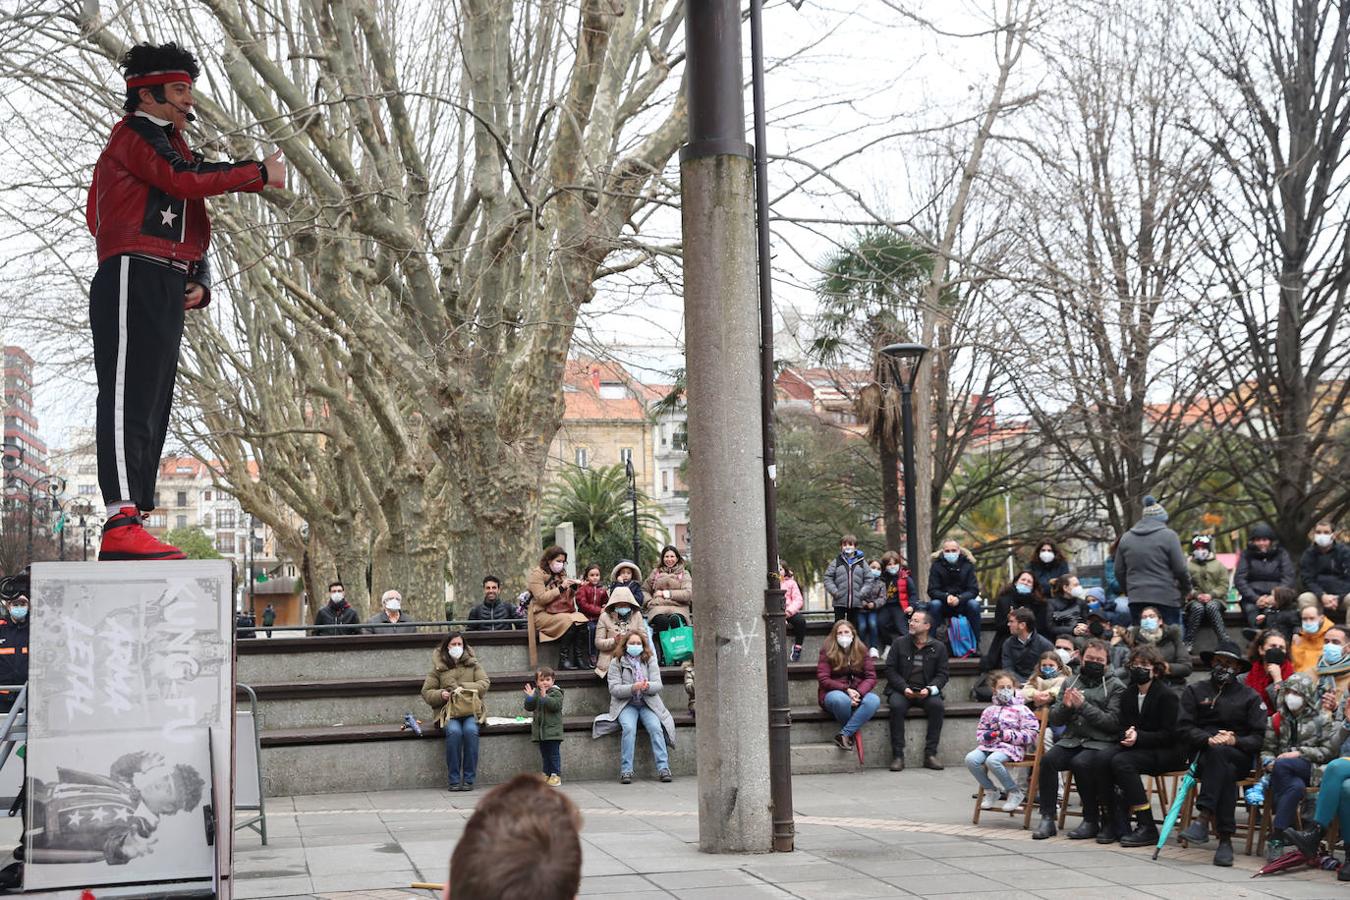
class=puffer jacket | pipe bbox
[420,647,490,726]
[927,547,980,604]
[825,551,870,610]
[974,695,1041,761]
[576,583,609,620]
[1262,674,1341,763]
[782,576,805,617]
[644,564,692,621]
[1126,624,1193,686]
[1301,542,1350,599]
[1235,534,1295,604]
[859,571,885,610]
[1047,593,1086,637]
[1049,673,1123,750]
[1188,556,1232,601]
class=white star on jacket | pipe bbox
[160,207,178,227]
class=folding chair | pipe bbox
[972,707,1050,828]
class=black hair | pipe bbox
[1011,607,1037,631]
[120,41,200,113]
[483,575,501,587]
[328,581,344,591]
[658,544,683,567]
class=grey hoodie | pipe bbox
[1114,517,1192,609]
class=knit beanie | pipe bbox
[1141,495,1168,522]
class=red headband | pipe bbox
[126,70,193,89]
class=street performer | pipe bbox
[87,41,283,560]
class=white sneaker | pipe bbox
[1002,790,1025,812]
[980,793,998,810]
[869,647,879,659]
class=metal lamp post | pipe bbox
[624,458,641,565]
[880,343,929,575]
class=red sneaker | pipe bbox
[98,507,187,561]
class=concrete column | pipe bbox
[682,151,772,853]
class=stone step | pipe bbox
[789,741,865,776]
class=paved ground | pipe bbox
[228,769,1347,899]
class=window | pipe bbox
[217,509,236,528]
[216,532,235,554]
[78,484,96,496]
[599,382,626,400]
[620,447,633,464]
[176,491,188,507]
[286,564,296,577]
[147,513,165,528]
[660,426,668,448]
[661,469,670,494]
[203,490,212,501]
[575,447,588,469]
[671,427,687,451]
[175,515,187,530]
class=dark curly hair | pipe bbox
[120,41,200,113]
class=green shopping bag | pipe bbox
[659,623,695,664]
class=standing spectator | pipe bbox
[780,564,807,663]
[858,559,885,658]
[1300,521,1350,619]
[967,670,1041,812]
[877,551,917,648]
[1234,522,1296,628]
[816,620,880,752]
[1185,534,1230,647]
[1021,650,1069,710]
[261,603,276,638]
[1176,639,1267,866]
[644,545,693,664]
[986,572,1044,679]
[609,560,646,609]
[825,534,869,628]
[421,631,489,792]
[1001,607,1054,684]
[526,547,590,671]
[593,587,648,678]
[1047,574,1088,639]
[1028,539,1071,599]
[1114,495,1191,626]
[592,631,675,784]
[575,564,609,668]
[1246,629,1292,716]
[1123,606,1192,688]
[366,590,417,634]
[1260,672,1339,859]
[313,581,360,635]
[467,576,523,631]
[926,539,982,656]
[1291,602,1334,674]
[1032,640,1123,840]
[885,610,949,771]
[523,666,565,786]
[0,580,30,713]
[1111,645,1183,847]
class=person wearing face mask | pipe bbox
[1245,629,1293,715]
[817,620,879,752]
[968,671,1041,812]
[986,572,1046,683]
[593,587,649,678]
[526,546,591,670]
[365,589,418,634]
[876,551,917,650]
[1027,540,1070,599]
[0,575,31,714]
[1114,495,1192,626]
[313,580,361,635]
[1032,640,1123,840]
[1109,646,1182,847]
[1049,575,1088,639]
[1235,522,1296,629]
[1256,672,1341,859]
[926,539,982,658]
[1299,521,1350,618]
[1053,636,1080,673]
[593,632,676,784]
[780,564,808,662]
[1185,534,1231,648]
[1021,650,1069,710]
[1290,603,1334,674]
[825,534,870,631]
[1122,606,1191,688]
[885,610,950,771]
[1176,639,1267,867]
[422,631,490,791]
[858,559,885,659]
[1314,626,1350,710]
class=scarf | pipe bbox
[1136,626,1163,644]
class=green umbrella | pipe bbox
[1154,759,1199,860]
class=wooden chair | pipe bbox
[1175,775,1260,855]
[972,706,1050,829]
[1255,784,1340,856]
[1056,767,1189,830]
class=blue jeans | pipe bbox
[928,598,982,648]
[858,608,881,650]
[966,748,1017,793]
[821,690,881,737]
[444,716,479,786]
[538,740,562,777]
[1270,756,1312,830]
[618,703,669,773]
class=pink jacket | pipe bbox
[974,696,1041,761]
[783,577,804,617]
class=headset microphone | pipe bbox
[168,100,197,123]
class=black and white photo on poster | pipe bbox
[23,728,215,890]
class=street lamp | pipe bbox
[880,342,929,578]
[624,457,641,566]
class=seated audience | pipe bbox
[1260,673,1339,860]
[645,545,693,664]
[781,563,807,662]
[527,546,590,671]
[314,580,361,635]
[885,610,949,771]
[1123,605,1192,688]
[421,631,489,792]
[1299,520,1350,620]
[1054,635,1081,674]
[467,575,523,631]
[1235,522,1295,628]
[1047,574,1088,639]
[609,560,646,608]
[816,620,879,752]
[1314,625,1350,718]
[593,587,648,678]
[1027,539,1071,600]
[877,550,917,648]
[926,538,982,657]
[1001,607,1054,684]
[1285,758,1350,880]
[575,564,609,667]
[1185,534,1230,646]
[967,670,1040,813]
[1020,650,1068,710]
[986,572,1045,678]
[1110,645,1182,847]
[1291,601,1334,674]
[592,631,675,784]
[365,589,417,634]
[1246,628,1292,716]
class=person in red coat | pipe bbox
[1246,629,1293,716]
[817,619,880,751]
[575,564,609,668]
[87,41,284,560]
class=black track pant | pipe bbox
[90,255,186,511]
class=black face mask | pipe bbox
[1211,666,1236,689]
[1088,621,1106,638]
[1129,666,1153,686]
[1082,660,1106,681]
[1264,648,1287,665]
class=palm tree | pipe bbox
[541,464,668,570]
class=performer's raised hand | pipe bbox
[263,148,286,188]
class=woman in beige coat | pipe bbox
[526,545,590,670]
[420,631,490,791]
[645,545,693,664]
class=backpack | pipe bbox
[946,614,977,658]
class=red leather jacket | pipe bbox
[87,113,265,303]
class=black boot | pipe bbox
[1283,822,1326,858]
[1067,818,1100,840]
[1340,842,1350,880]
[558,627,578,670]
[1213,836,1234,867]
[571,624,590,670]
[1119,807,1159,848]
[1032,816,1057,840]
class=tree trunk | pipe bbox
[880,439,902,550]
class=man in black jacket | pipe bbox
[926,540,981,656]
[313,580,361,635]
[467,576,522,631]
[1110,645,1183,847]
[1300,521,1350,618]
[1002,608,1053,682]
[1176,639,1267,867]
[885,610,949,772]
[1235,523,1296,628]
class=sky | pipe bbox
[2,1,1018,452]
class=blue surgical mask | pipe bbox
[886,565,900,575]
[1140,617,1159,632]
[1303,620,1321,634]
[625,644,643,657]
[1039,665,1059,678]
[943,551,959,564]
[1015,583,1032,595]
[868,569,881,579]
[1324,644,1345,665]
[8,606,26,622]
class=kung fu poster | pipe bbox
[26,561,234,893]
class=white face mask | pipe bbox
[448,645,464,660]
[1316,533,1335,548]
[1193,549,1211,561]
[329,592,344,603]
[1039,550,1055,564]
[1055,648,1073,665]
[1285,693,1305,712]
[836,634,854,649]
[1069,586,1085,599]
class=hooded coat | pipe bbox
[1234,524,1295,605]
[609,561,647,609]
[1261,674,1341,763]
[926,546,980,604]
[1114,517,1191,608]
[974,694,1041,761]
[1188,555,1232,601]
[593,588,649,677]
[1125,623,1193,686]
